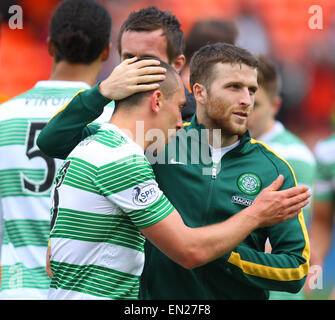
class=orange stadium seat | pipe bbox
[0,24,52,98]
[0,0,59,98]
[158,0,240,34]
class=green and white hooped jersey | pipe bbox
[0,81,113,299]
[48,123,174,300]
[257,121,316,301]
[257,121,316,222]
[314,133,335,202]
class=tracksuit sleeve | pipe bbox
[37,84,109,160]
[225,172,310,294]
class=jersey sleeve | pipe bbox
[37,84,108,160]
[313,140,335,202]
[94,154,175,229]
[225,161,310,294]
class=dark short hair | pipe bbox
[50,0,111,64]
[257,55,282,99]
[114,57,181,110]
[190,43,258,90]
[117,6,184,64]
[184,19,238,63]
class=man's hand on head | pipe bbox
[99,57,166,100]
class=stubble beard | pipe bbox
[206,95,248,138]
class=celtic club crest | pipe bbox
[237,173,262,195]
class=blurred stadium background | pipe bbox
[0,0,334,299]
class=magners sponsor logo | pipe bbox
[232,195,253,207]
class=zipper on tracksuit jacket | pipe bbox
[212,162,218,179]
[205,161,219,221]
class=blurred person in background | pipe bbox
[180,19,238,92]
[307,126,335,300]
[0,0,19,283]
[0,0,166,300]
[295,36,335,148]
[0,0,112,299]
[248,55,316,225]
[234,2,270,56]
[247,55,316,300]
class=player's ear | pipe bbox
[193,83,208,105]
[171,54,186,73]
[272,96,282,117]
[101,43,111,62]
[47,37,55,57]
[151,90,163,113]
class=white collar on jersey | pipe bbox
[100,123,135,144]
[257,121,284,143]
[34,80,91,89]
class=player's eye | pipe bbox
[249,87,257,95]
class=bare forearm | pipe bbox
[309,202,334,263]
[184,178,309,268]
[188,208,260,268]
[142,209,259,270]
[310,228,332,264]
[142,177,309,270]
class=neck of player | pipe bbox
[109,108,153,151]
[196,114,240,148]
[49,60,102,88]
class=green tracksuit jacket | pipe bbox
[37,85,310,300]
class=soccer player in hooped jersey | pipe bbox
[247,55,316,226]
[247,55,316,300]
[39,53,310,299]
[0,0,165,299]
[308,131,335,299]
[0,0,112,299]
